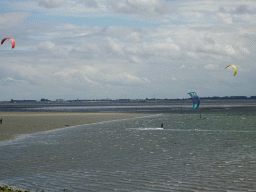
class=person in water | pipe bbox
[161,123,164,128]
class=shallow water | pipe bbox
[1,113,256,191]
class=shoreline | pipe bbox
[0,112,150,142]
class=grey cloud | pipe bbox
[219,4,255,15]
[37,0,66,8]
[79,0,99,8]
[218,6,226,13]
[234,5,249,14]
[233,4,256,15]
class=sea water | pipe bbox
[0,113,256,191]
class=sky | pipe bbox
[0,0,255,101]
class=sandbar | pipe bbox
[0,112,149,142]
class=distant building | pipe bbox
[56,99,64,103]
[10,99,37,103]
[41,98,50,102]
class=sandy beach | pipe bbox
[0,112,149,142]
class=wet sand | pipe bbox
[0,112,149,142]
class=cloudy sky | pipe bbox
[0,0,255,101]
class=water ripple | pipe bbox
[1,114,256,191]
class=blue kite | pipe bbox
[188,92,200,110]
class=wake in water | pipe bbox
[128,127,256,133]
[128,127,165,130]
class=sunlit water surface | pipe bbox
[1,113,256,191]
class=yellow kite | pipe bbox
[225,65,237,76]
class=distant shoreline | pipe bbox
[0,100,255,114]
[1,98,256,108]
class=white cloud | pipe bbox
[233,14,256,24]
[129,56,142,63]
[180,65,185,69]
[3,0,106,17]
[124,32,141,43]
[49,21,256,66]
[105,0,174,17]
[118,72,150,83]
[181,11,205,19]
[3,77,29,86]
[0,12,30,29]
[107,37,124,55]
[3,77,15,82]
[204,64,219,69]
[186,52,199,59]
[224,44,236,54]
[217,12,233,24]
[38,41,57,51]
[36,41,68,55]
[54,63,150,89]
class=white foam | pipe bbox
[128,127,165,130]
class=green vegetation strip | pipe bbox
[0,185,29,192]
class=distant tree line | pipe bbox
[7,96,256,103]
